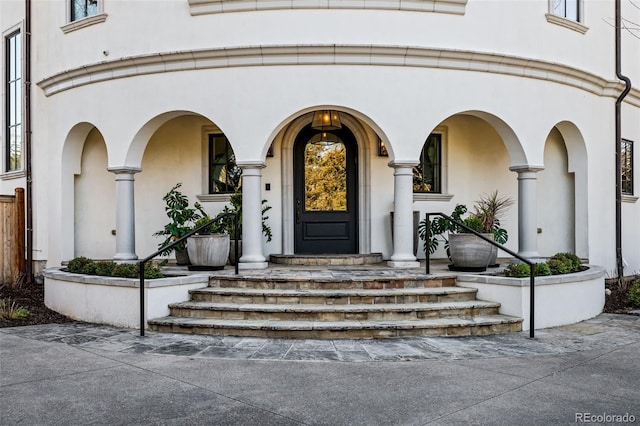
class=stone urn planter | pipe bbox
[187,234,229,271]
[448,233,494,272]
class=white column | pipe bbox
[108,167,141,262]
[510,166,543,259]
[238,163,268,269]
[388,161,420,268]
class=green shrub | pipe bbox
[503,263,530,278]
[547,258,571,275]
[112,263,139,278]
[68,256,97,275]
[534,262,552,276]
[548,252,582,274]
[629,280,640,307]
[67,257,163,279]
[503,262,551,278]
[94,261,116,276]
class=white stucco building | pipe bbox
[2,0,639,276]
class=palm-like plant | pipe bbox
[472,190,514,245]
[418,190,514,256]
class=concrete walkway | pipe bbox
[1,314,639,425]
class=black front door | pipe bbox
[294,125,358,254]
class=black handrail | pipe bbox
[138,211,239,336]
[425,212,536,338]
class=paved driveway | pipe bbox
[1,314,639,425]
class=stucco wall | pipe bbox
[1,0,638,274]
[538,128,576,257]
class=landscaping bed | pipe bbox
[604,277,640,315]
[0,282,73,328]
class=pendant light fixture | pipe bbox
[311,110,342,131]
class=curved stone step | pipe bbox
[210,275,457,290]
[147,315,523,338]
[167,300,501,321]
[189,286,478,304]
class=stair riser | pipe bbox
[190,292,477,304]
[269,254,383,266]
[148,321,522,339]
[210,278,457,290]
[168,306,500,321]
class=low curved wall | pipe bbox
[457,266,606,330]
[43,268,210,329]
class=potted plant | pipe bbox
[448,214,496,271]
[220,190,273,265]
[418,191,513,271]
[472,190,514,266]
[187,215,229,271]
[153,183,207,265]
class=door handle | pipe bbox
[296,199,301,224]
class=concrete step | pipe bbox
[147,315,523,339]
[167,300,501,321]
[189,286,479,304]
[210,275,457,290]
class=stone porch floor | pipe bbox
[160,258,494,279]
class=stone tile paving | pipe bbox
[2,313,638,362]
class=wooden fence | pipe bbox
[0,188,25,286]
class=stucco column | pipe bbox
[108,167,142,262]
[238,163,268,269]
[510,166,544,259]
[388,161,420,268]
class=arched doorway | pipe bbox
[293,124,359,254]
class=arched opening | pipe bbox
[133,114,240,258]
[293,124,359,254]
[414,112,523,259]
[539,122,588,259]
[278,110,374,255]
[74,129,114,259]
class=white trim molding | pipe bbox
[545,13,588,34]
[413,193,454,202]
[61,13,108,34]
[187,0,468,16]
[36,44,640,108]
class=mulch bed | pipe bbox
[0,283,74,328]
[604,277,639,314]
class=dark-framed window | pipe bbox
[413,133,442,193]
[71,0,99,21]
[5,30,22,172]
[208,133,241,194]
[551,0,580,22]
[622,139,634,195]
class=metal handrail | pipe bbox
[425,212,536,338]
[138,211,239,336]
